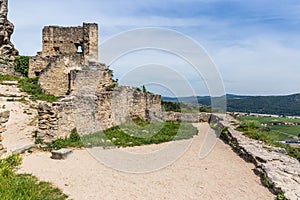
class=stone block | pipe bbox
[51,148,73,160]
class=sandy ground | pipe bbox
[18,123,274,200]
[0,83,37,153]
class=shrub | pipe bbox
[105,83,117,91]
[277,193,286,200]
[46,128,83,150]
[14,56,29,77]
[69,128,81,142]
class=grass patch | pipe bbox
[41,120,197,150]
[236,115,300,123]
[42,128,83,151]
[0,74,58,102]
[236,118,300,161]
[0,74,19,82]
[18,77,58,102]
[82,120,198,148]
[270,125,300,137]
[0,154,67,199]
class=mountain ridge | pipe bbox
[162,93,300,116]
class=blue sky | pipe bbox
[8,0,300,96]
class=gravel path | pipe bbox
[19,123,274,200]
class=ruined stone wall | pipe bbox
[162,112,211,122]
[28,56,56,78]
[38,100,76,143]
[111,87,162,124]
[37,87,162,140]
[38,54,83,96]
[41,23,98,63]
[70,66,112,96]
[42,26,83,57]
[83,23,98,64]
[28,23,98,78]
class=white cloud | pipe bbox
[7,0,300,96]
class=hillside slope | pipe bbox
[163,94,300,116]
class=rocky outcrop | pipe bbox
[0,0,18,57]
[215,115,300,200]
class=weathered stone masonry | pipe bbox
[0,0,18,57]
[28,23,98,79]
[37,87,162,142]
[31,22,163,141]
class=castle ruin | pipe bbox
[29,23,162,142]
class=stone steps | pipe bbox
[10,143,35,154]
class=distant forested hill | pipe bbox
[162,94,300,116]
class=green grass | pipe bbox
[236,115,300,123]
[0,74,58,102]
[236,117,300,161]
[0,154,67,199]
[0,74,20,82]
[270,125,300,137]
[81,120,198,148]
[18,77,58,102]
[42,128,83,150]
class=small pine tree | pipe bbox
[142,85,147,93]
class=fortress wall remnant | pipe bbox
[38,54,83,96]
[28,23,98,78]
[83,23,98,64]
[33,21,163,142]
[70,66,112,96]
[28,56,56,77]
[37,101,75,143]
[37,88,162,141]
[42,26,83,57]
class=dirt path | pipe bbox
[19,123,274,200]
[0,82,37,154]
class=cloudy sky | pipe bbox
[8,0,300,96]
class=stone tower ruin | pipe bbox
[29,23,99,79]
[41,23,98,64]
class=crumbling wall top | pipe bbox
[40,23,98,64]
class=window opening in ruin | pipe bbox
[76,44,83,54]
[54,47,60,52]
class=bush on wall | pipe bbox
[14,56,29,77]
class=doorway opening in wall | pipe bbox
[75,43,83,54]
